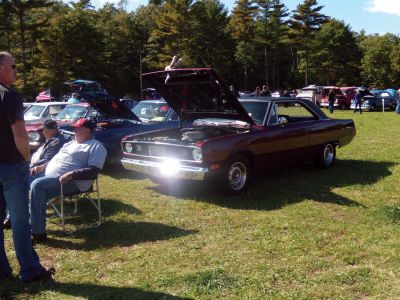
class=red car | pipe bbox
[320,86,357,110]
[121,69,356,195]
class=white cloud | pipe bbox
[365,0,400,16]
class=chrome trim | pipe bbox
[122,140,196,148]
[122,152,202,163]
[121,158,208,180]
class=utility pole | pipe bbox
[138,42,144,100]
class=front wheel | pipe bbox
[220,155,251,195]
[315,143,336,168]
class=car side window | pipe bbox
[49,105,65,117]
[268,104,279,125]
[167,110,179,121]
[275,101,318,124]
[42,107,49,117]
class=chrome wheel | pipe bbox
[228,161,247,191]
[323,144,334,166]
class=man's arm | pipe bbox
[31,138,64,168]
[11,120,30,161]
[59,166,101,185]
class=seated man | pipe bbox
[30,119,68,177]
[30,118,107,242]
[3,119,67,229]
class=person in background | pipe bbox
[259,85,271,97]
[229,85,239,97]
[252,86,261,97]
[29,118,107,243]
[0,51,54,283]
[396,87,400,114]
[354,89,363,114]
[328,89,335,114]
[67,93,81,104]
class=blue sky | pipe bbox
[85,0,400,35]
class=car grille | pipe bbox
[149,145,189,159]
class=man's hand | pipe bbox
[59,172,73,185]
[30,164,46,174]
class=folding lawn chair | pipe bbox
[48,177,101,232]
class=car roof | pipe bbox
[31,101,67,106]
[137,100,167,104]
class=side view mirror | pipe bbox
[279,116,288,125]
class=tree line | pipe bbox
[1,0,399,100]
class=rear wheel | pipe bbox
[315,143,336,168]
[220,155,251,195]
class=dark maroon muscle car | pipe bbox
[121,68,356,194]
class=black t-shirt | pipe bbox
[0,84,25,163]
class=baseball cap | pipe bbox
[41,119,58,130]
[72,118,96,130]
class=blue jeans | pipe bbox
[328,102,334,113]
[396,100,400,114]
[0,162,43,281]
[354,101,362,113]
[30,175,79,234]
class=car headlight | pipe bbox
[28,131,41,141]
[124,142,133,153]
[192,147,202,161]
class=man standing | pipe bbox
[328,89,335,114]
[30,118,107,242]
[354,89,363,114]
[259,85,271,97]
[0,52,53,282]
[3,119,68,229]
[67,93,81,104]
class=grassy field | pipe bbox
[2,110,400,299]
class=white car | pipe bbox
[24,101,67,124]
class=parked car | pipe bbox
[24,102,67,124]
[350,89,397,111]
[296,85,324,106]
[27,97,179,162]
[132,100,177,123]
[320,87,357,110]
[23,102,32,112]
[60,79,113,102]
[119,98,138,110]
[121,68,356,195]
[25,102,68,150]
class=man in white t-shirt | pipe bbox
[30,118,107,242]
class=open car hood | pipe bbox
[142,68,254,124]
[63,79,140,121]
[86,97,140,122]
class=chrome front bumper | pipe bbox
[121,158,208,181]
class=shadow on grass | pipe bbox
[102,164,148,180]
[147,159,394,210]
[1,281,192,300]
[46,220,197,251]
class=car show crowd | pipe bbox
[0,50,397,285]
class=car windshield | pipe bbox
[132,102,170,123]
[240,101,269,125]
[379,92,391,97]
[24,105,45,118]
[55,105,88,120]
[298,90,314,97]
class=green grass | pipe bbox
[2,109,400,299]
